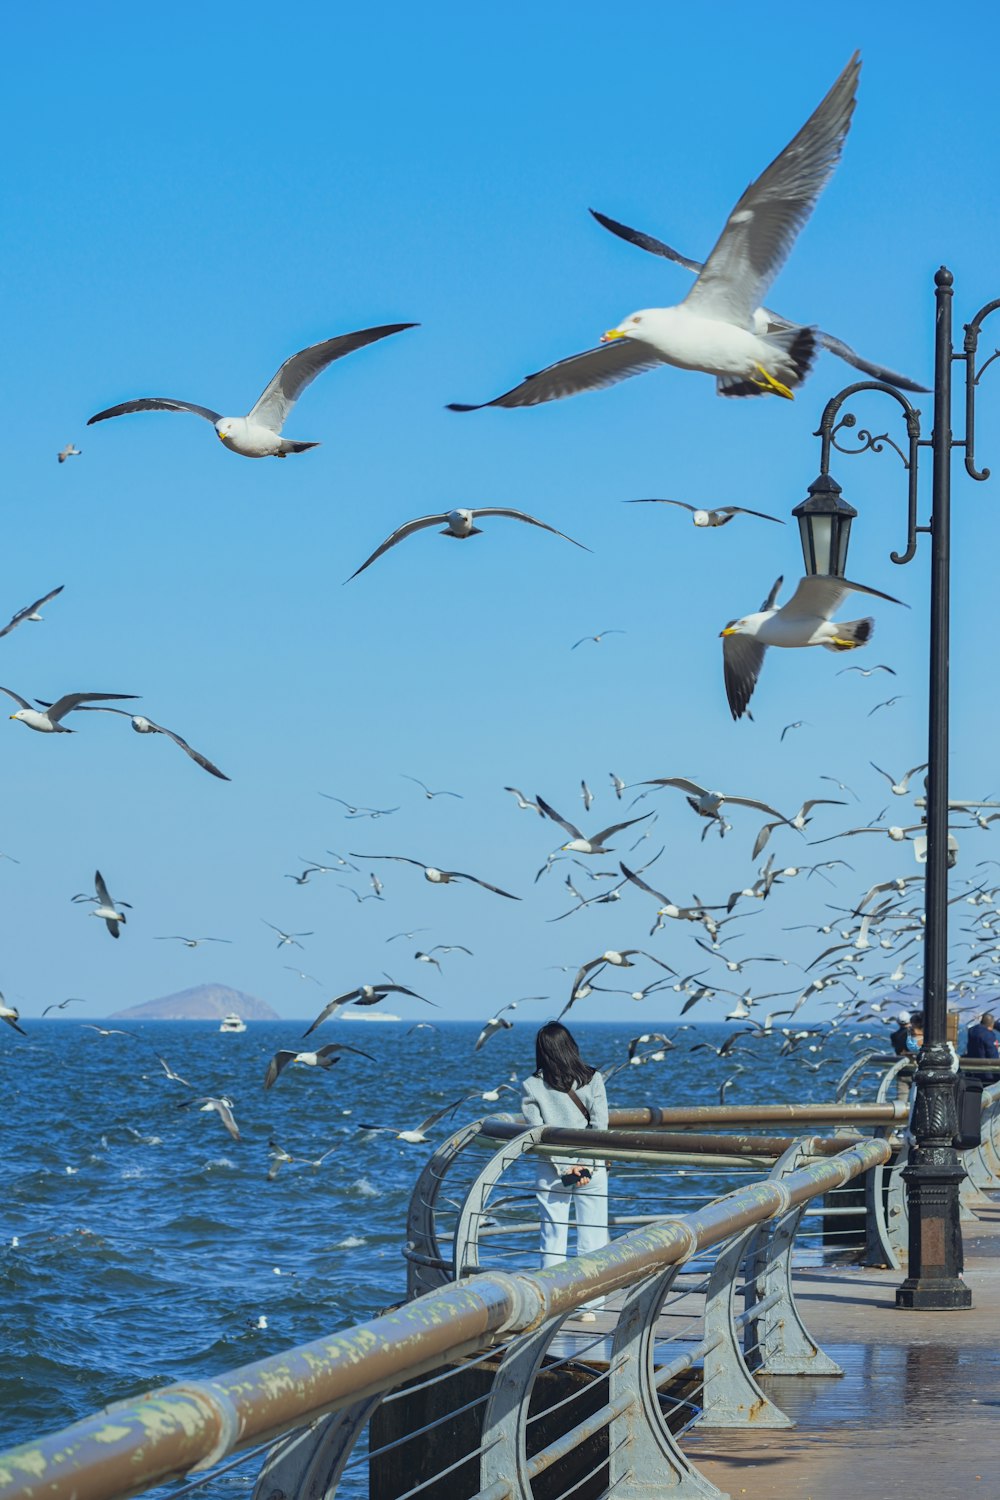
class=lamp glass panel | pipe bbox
[808,514,833,575]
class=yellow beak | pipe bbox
[600,328,625,344]
[720,626,737,637]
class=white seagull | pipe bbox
[627,499,783,527]
[870,762,928,797]
[67,707,229,779]
[0,996,26,1035]
[178,1095,241,1142]
[345,506,588,580]
[74,870,130,939]
[263,1042,374,1091]
[302,982,430,1037]
[88,324,417,458]
[262,920,313,949]
[536,796,651,854]
[0,586,64,640]
[720,574,905,720]
[348,854,520,899]
[357,1094,474,1145]
[57,444,81,463]
[1,687,137,734]
[448,56,860,410]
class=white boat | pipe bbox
[219,1013,247,1033]
[341,1011,401,1022]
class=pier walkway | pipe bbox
[683,1205,1000,1499]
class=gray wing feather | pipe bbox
[142,718,230,780]
[0,684,33,710]
[589,208,703,272]
[248,324,417,432]
[684,53,860,325]
[723,633,768,720]
[780,575,904,622]
[447,340,665,410]
[471,509,590,550]
[0,585,64,640]
[345,515,447,581]
[87,398,223,426]
[94,870,112,906]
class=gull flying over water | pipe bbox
[536,796,651,855]
[346,507,588,580]
[67,707,230,779]
[0,585,64,640]
[303,982,431,1037]
[178,1095,240,1142]
[0,688,137,734]
[349,854,520,899]
[448,56,861,410]
[87,325,417,458]
[627,499,783,528]
[720,574,905,720]
[263,1042,375,1091]
[358,1094,474,1144]
[504,786,544,816]
[1,996,26,1035]
[41,997,86,1015]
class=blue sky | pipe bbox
[3,2,1000,1028]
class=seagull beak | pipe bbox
[720,626,737,637]
[600,327,625,343]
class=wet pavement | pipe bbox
[683,1206,1000,1499]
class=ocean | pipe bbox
[0,1017,873,1457]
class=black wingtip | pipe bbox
[446,402,480,413]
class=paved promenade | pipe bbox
[683,1201,1000,1499]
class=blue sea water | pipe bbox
[0,1018,873,1453]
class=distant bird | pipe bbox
[263,1042,374,1091]
[349,854,520,899]
[475,1007,516,1051]
[609,772,626,800]
[153,1052,194,1088]
[87,324,417,458]
[627,1032,677,1062]
[0,996,26,1035]
[564,949,675,1016]
[572,629,625,649]
[262,920,313,949]
[619,862,724,934]
[720,574,905,720]
[580,780,594,812]
[178,1095,240,1142]
[867,695,905,718]
[285,862,335,885]
[75,871,129,939]
[0,586,64,641]
[155,935,231,948]
[385,929,430,943]
[503,786,544,815]
[641,777,787,838]
[870,763,928,797]
[751,798,845,858]
[320,796,399,819]
[402,775,463,800]
[536,796,651,855]
[448,56,866,411]
[57,444,81,463]
[780,720,809,742]
[627,499,783,527]
[820,774,859,801]
[302,983,430,1037]
[41,997,86,1015]
[837,663,896,676]
[283,966,323,985]
[0,688,137,734]
[67,707,230,779]
[357,1094,474,1144]
[345,506,588,580]
[690,1032,760,1060]
[83,1024,139,1038]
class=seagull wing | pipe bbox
[248,324,417,432]
[0,684,32,710]
[591,812,652,843]
[778,575,905,623]
[718,507,784,523]
[723,632,768,720]
[449,871,521,899]
[94,870,113,906]
[348,853,425,867]
[471,509,591,550]
[625,498,697,513]
[414,1094,474,1135]
[618,862,672,907]
[213,1099,241,1141]
[447,340,665,411]
[135,717,230,780]
[264,1050,298,1090]
[639,777,709,798]
[536,796,583,841]
[315,1043,376,1065]
[345,515,448,581]
[302,989,361,1038]
[87,398,223,427]
[683,53,860,325]
[475,1017,512,1051]
[724,794,789,819]
[813,330,929,393]
[588,208,704,272]
[44,691,139,724]
[0,585,65,640]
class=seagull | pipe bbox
[837,663,897,676]
[153,1052,194,1088]
[385,929,431,943]
[302,983,431,1037]
[87,325,417,458]
[345,506,589,580]
[580,779,594,812]
[348,854,520,899]
[357,1094,474,1144]
[0,996,26,1035]
[283,966,323,985]
[83,1024,139,1038]
[0,688,137,734]
[448,56,861,410]
[820,774,859,801]
[154,935,231,947]
[751,798,846,858]
[263,1042,374,1091]
[867,695,905,718]
[178,1095,241,1142]
[720,574,905,720]
[0,586,64,640]
[810,824,924,845]
[475,1003,520,1051]
[41,997,86,1014]
[262,920,313,949]
[57,444,81,463]
[402,775,463,800]
[627,499,783,527]
[504,786,544,815]
[63,706,230,779]
[627,1032,677,1062]
[536,796,651,854]
[639,777,787,834]
[780,721,809,742]
[76,871,129,938]
[320,796,399,818]
[571,629,625,649]
[619,862,724,934]
[285,861,336,885]
[563,949,675,1016]
[870,762,927,797]
[609,773,626,800]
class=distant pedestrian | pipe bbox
[966,1012,1000,1083]
[889,1010,914,1056]
[521,1022,609,1319]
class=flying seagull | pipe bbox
[627,499,783,527]
[402,776,463,800]
[0,687,137,734]
[571,629,625,649]
[504,786,544,815]
[838,663,897,676]
[178,1095,241,1142]
[357,1094,474,1144]
[65,707,229,779]
[870,762,928,796]
[87,324,417,458]
[0,586,64,640]
[348,854,520,899]
[154,935,231,947]
[302,983,431,1037]
[262,920,313,949]
[41,997,86,1015]
[345,506,589,580]
[76,870,129,938]
[0,996,26,1035]
[263,1042,375,1091]
[448,55,861,410]
[639,777,788,833]
[720,574,905,720]
[57,444,81,463]
[536,796,651,854]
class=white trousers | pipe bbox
[536,1167,609,1268]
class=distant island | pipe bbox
[110,982,281,1021]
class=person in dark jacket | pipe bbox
[966,1012,1000,1061]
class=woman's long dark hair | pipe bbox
[535,1022,596,1091]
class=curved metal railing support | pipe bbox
[700,1225,792,1425]
[453,1125,545,1278]
[405,1119,483,1297]
[252,1395,381,1500]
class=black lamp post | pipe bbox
[799,266,999,1310]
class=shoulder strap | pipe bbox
[566,1086,591,1124]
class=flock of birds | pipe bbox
[6,49,991,1178]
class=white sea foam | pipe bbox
[334,1234,367,1249]
[349,1177,379,1198]
[203,1157,238,1172]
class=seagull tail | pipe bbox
[717,325,818,398]
[824,617,875,652]
[279,439,322,454]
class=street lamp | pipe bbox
[798,266,998,1311]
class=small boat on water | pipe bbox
[342,1011,401,1023]
[219,1013,247,1033]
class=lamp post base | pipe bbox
[895,1146,971,1310]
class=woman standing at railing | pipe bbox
[522,1022,609,1320]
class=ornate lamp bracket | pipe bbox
[813,380,923,565]
[962,297,1000,481]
